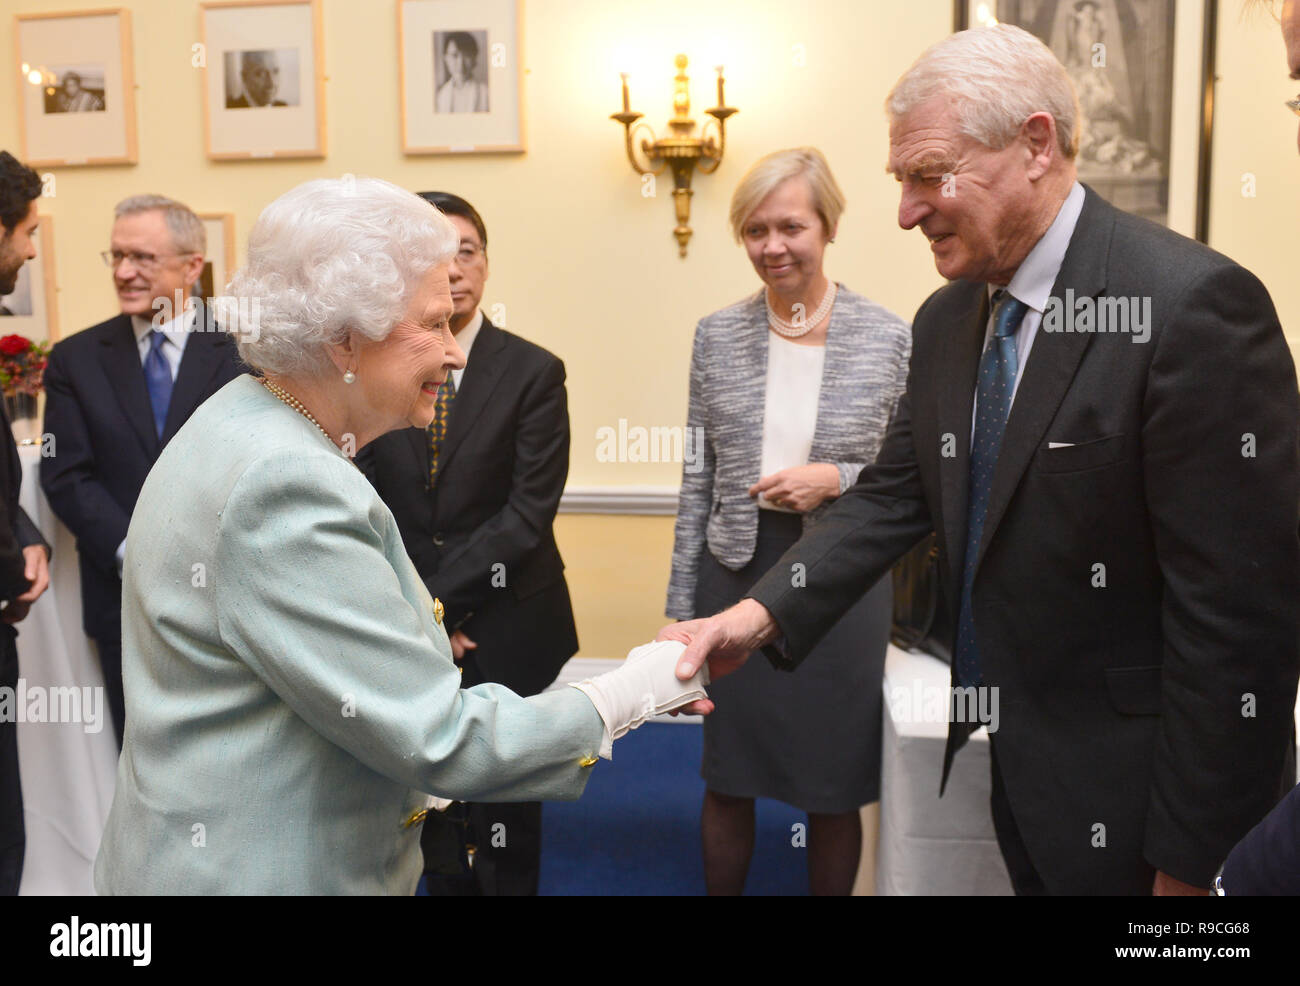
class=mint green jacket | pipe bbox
[94,375,604,895]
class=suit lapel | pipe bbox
[435,318,506,475]
[99,315,160,457]
[938,283,988,592]
[162,315,234,443]
[405,423,429,482]
[975,187,1113,573]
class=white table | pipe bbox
[15,444,117,895]
[875,645,1012,895]
[876,644,1300,895]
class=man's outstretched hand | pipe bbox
[654,598,780,715]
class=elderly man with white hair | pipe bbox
[668,25,1300,895]
[93,176,708,895]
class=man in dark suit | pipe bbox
[358,191,578,895]
[0,150,53,895]
[41,194,244,749]
[670,25,1300,895]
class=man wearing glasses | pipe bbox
[40,195,242,748]
[358,191,579,895]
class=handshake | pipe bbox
[571,597,783,759]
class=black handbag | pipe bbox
[889,534,951,663]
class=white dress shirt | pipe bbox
[130,308,194,381]
[972,181,1085,439]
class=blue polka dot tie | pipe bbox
[954,290,1028,688]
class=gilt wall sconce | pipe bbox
[610,54,737,257]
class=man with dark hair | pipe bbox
[0,149,52,896]
[41,193,243,748]
[358,191,577,895]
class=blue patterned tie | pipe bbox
[144,330,173,438]
[954,290,1028,687]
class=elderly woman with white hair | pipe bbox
[665,148,911,895]
[93,176,705,895]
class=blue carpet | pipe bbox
[538,721,807,895]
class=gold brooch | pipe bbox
[432,598,444,625]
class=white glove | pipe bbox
[570,640,710,759]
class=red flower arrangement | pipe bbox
[0,334,50,397]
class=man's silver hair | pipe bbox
[114,194,206,255]
[225,176,458,377]
[886,24,1080,159]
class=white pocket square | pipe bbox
[1047,441,1076,449]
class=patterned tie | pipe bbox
[954,290,1028,688]
[427,372,457,486]
[143,330,173,438]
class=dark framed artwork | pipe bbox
[954,0,1215,242]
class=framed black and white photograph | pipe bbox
[15,10,138,167]
[201,0,325,160]
[43,65,107,114]
[222,48,301,108]
[0,215,59,343]
[956,0,1215,240]
[434,30,490,113]
[400,0,524,154]
[197,213,236,303]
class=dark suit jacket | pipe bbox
[747,185,1300,894]
[0,363,50,856]
[357,317,578,697]
[1220,780,1300,894]
[40,311,244,642]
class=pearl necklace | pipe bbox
[261,376,338,449]
[766,281,837,338]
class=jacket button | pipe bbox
[432,533,445,546]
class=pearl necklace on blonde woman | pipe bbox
[766,281,837,338]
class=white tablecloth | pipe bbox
[876,645,1012,895]
[877,644,1300,895]
[15,444,117,895]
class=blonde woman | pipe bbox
[667,148,910,894]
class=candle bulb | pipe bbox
[620,72,630,113]
[715,66,725,106]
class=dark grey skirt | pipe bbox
[693,510,891,813]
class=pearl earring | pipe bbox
[343,369,356,384]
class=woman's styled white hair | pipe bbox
[226,176,458,376]
[886,24,1080,159]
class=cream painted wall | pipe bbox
[5,1,1299,660]
[2,0,950,491]
[1207,2,1300,356]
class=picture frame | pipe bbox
[0,215,60,343]
[14,9,138,168]
[954,0,1215,241]
[200,0,326,160]
[399,0,525,154]
[197,213,236,302]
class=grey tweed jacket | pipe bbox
[666,285,911,619]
